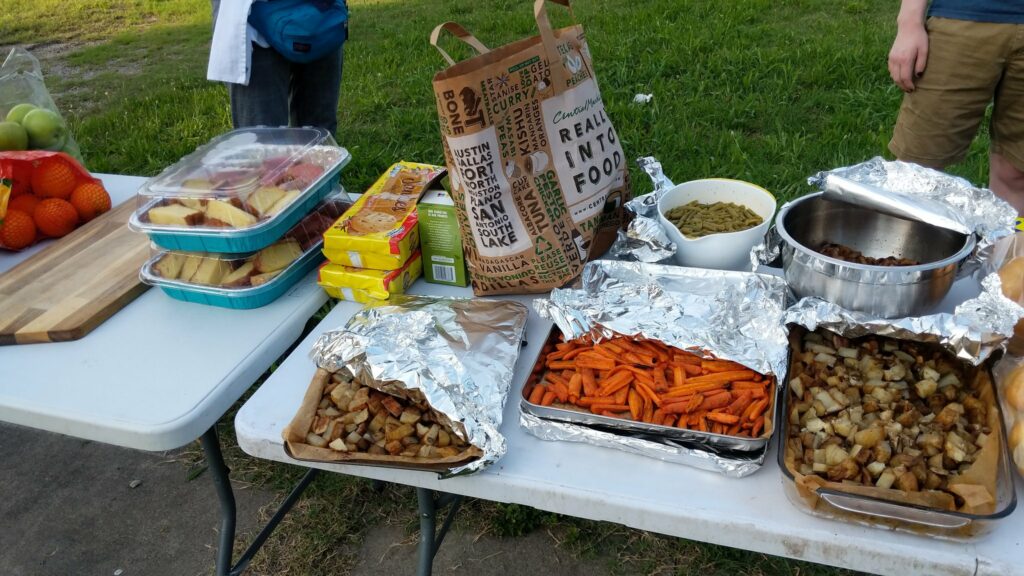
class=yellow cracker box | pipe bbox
[323,162,445,270]
[318,250,423,303]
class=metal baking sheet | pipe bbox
[520,326,782,453]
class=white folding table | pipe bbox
[236,280,1024,576]
[0,174,330,576]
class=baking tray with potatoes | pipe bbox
[282,368,482,470]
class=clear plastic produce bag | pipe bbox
[0,48,84,164]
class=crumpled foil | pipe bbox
[519,412,768,477]
[310,295,529,476]
[526,260,789,474]
[608,157,676,262]
[536,260,791,378]
[808,157,1017,273]
[783,273,1023,365]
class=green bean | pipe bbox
[663,200,763,238]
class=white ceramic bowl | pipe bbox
[657,178,777,271]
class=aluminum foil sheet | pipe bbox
[783,273,1023,365]
[520,411,768,477]
[535,260,791,378]
[609,157,676,262]
[808,157,1017,268]
[310,295,528,476]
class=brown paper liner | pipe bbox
[282,368,482,471]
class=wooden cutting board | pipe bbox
[0,200,150,345]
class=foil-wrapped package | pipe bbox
[536,260,791,378]
[608,157,676,263]
[527,260,791,473]
[808,157,1017,271]
[310,295,528,476]
[784,273,1023,365]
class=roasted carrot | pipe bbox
[743,398,769,422]
[592,403,630,414]
[706,411,740,425]
[701,359,748,373]
[528,385,545,405]
[545,372,570,389]
[580,368,598,396]
[576,352,616,371]
[551,381,570,403]
[683,370,756,387]
[628,389,642,420]
[613,385,630,405]
[547,360,577,370]
[698,390,732,412]
[652,368,668,392]
[541,391,556,406]
[672,366,685,388]
[577,395,618,406]
[567,373,583,401]
[633,380,662,407]
[751,415,766,436]
[595,371,633,397]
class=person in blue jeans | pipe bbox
[207,0,343,134]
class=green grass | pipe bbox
[9,0,987,573]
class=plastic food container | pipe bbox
[318,251,423,303]
[657,179,776,271]
[778,331,1017,539]
[130,127,351,253]
[140,190,352,309]
[322,161,445,270]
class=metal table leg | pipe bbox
[200,426,319,576]
[415,488,465,576]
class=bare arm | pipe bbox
[888,0,929,92]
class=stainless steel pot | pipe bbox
[775,192,976,318]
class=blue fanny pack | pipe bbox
[249,0,349,64]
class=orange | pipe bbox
[31,158,77,200]
[33,198,79,237]
[0,209,37,250]
[8,194,41,215]
[70,181,111,222]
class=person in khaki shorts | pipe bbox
[888,0,1024,214]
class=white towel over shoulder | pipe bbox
[208,0,269,85]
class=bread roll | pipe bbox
[1012,420,1024,476]
[1006,366,1024,411]
[999,256,1024,302]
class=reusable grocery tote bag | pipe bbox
[430,0,630,296]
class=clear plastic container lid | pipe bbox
[133,127,349,232]
[141,189,352,291]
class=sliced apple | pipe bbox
[221,261,256,287]
[265,190,301,217]
[190,257,233,286]
[204,199,258,228]
[250,270,283,286]
[244,186,287,217]
[253,238,303,273]
[176,198,207,211]
[179,254,205,282]
[153,253,186,279]
[148,204,203,226]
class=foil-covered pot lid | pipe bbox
[808,157,1016,253]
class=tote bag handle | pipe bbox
[430,21,490,66]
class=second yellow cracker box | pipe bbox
[322,161,446,270]
[318,250,423,303]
